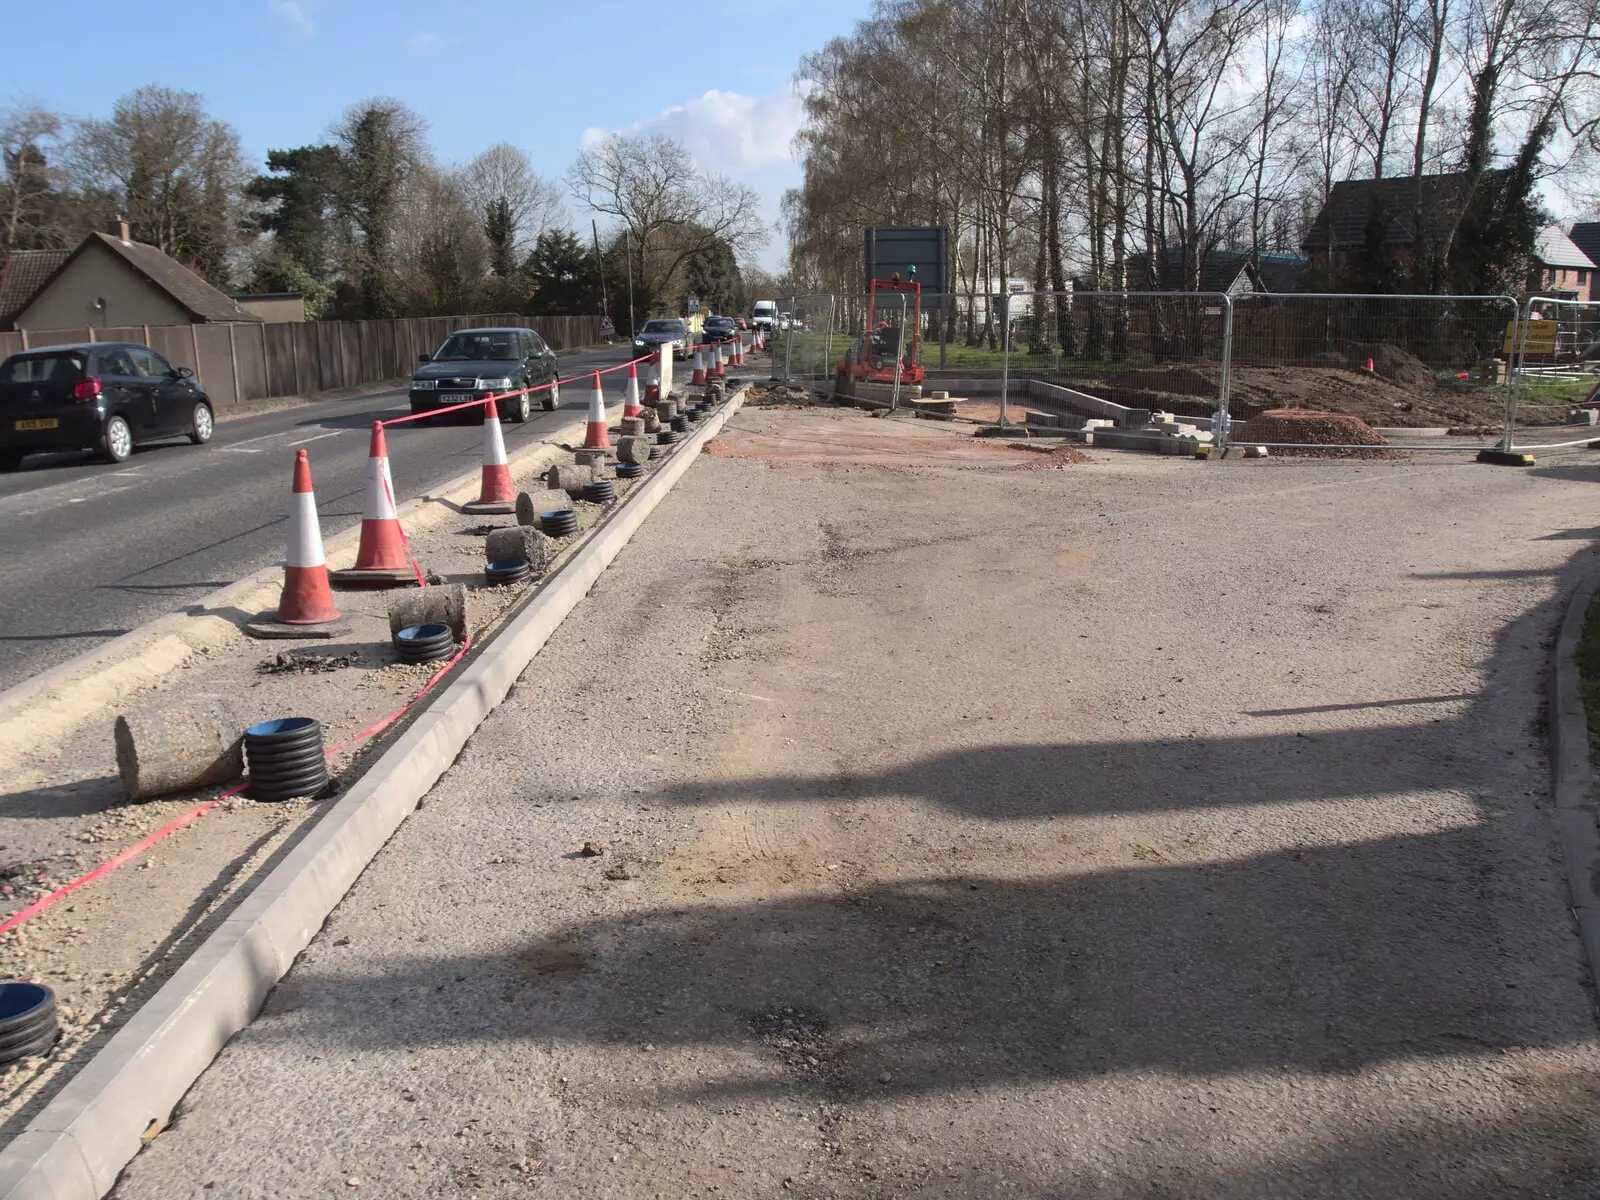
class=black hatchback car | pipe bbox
[410,327,560,421]
[700,315,738,345]
[0,342,213,469]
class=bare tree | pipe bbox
[567,133,765,308]
[462,143,565,278]
[0,106,68,254]
[67,87,246,283]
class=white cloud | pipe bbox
[405,31,441,55]
[581,87,805,175]
[269,0,314,38]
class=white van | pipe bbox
[751,300,777,332]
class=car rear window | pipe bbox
[0,352,86,385]
[642,320,684,334]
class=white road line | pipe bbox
[288,430,344,447]
[220,447,264,454]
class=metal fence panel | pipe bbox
[1508,295,1600,451]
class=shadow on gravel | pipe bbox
[234,539,1600,1195]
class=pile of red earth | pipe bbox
[1232,409,1408,459]
[1006,442,1093,468]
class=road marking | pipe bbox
[224,429,303,448]
[220,447,264,454]
[288,430,344,447]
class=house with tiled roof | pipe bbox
[1300,170,1507,273]
[1,224,260,332]
[1534,226,1597,301]
[0,248,72,331]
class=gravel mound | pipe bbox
[1233,409,1408,459]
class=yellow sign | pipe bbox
[1504,319,1557,355]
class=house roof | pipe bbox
[19,232,262,325]
[0,249,72,328]
[1128,248,1307,294]
[1570,223,1600,269]
[1536,226,1596,270]
[1301,171,1505,253]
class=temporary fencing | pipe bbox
[770,289,1599,458]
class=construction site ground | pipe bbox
[105,401,1600,1197]
[0,429,676,1141]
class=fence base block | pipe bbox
[1476,449,1536,466]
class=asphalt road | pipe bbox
[0,346,632,692]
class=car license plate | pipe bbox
[439,391,476,402]
[14,418,57,431]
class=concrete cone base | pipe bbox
[461,500,517,514]
[328,566,418,587]
[245,618,353,640]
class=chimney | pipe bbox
[117,219,130,244]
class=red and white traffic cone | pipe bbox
[711,344,725,377]
[273,449,341,623]
[463,408,516,514]
[582,372,612,450]
[329,422,415,585]
[691,348,707,386]
[734,336,745,366]
[622,361,642,418]
[644,353,661,406]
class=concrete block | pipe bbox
[485,525,548,571]
[1024,411,1061,428]
[1084,418,1115,430]
[1243,445,1269,458]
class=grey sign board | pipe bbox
[863,226,949,299]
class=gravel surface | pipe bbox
[0,416,691,1144]
[113,406,1600,1198]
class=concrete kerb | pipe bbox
[1550,569,1600,1002]
[0,385,749,1200]
[0,411,603,776]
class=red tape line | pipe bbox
[1,634,477,939]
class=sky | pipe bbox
[1,0,876,271]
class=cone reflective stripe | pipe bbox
[691,348,707,385]
[353,422,408,570]
[582,372,612,449]
[464,409,516,513]
[622,361,642,418]
[644,354,662,405]
[275,449,340,624]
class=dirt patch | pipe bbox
[1233,408,1409,459]
[1067,354,1525,429]
[707,408,1091,469]
[1005,442,1093,468]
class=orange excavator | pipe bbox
[836,275,924,386]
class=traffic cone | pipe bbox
[644,353,661,405]
[276,449,340,623]
[329,422,415,585]
[463,411,516,514]
[691,348,707,385]
[583,372,611,450]
[1364,357,1375,373]
[622,361,642,418]
[735,336,746,366]
[711,343,725,377]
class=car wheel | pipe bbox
[188,401,214,445]
[507,392,530,423]
[0,450,23,473]
[541,394,556,411]
[99,415,133,464]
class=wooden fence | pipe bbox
[0,313,607,407]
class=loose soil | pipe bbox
[1233,409,1410,460]
[1067,342,1532,428]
